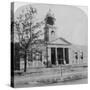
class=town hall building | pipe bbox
[19,10,87,70]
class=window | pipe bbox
[51,30,55,38]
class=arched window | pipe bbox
[51,30,55,38]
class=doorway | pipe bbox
[51,48,56,65]
[57,48,64,64]
[65,48,69,64]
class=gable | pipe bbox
[49,37,71,45]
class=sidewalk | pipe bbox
[14,65,88,87]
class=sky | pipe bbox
[14,2,88,46]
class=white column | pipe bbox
[48,47,51,62]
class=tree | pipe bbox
[14,6,44,72]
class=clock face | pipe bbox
[46,16,54,25]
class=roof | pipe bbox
[27,37,72,50]
[48,37,72,45]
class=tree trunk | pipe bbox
[24,51,27,72]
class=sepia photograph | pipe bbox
[11,2,88,88]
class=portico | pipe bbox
[47,37,71,66]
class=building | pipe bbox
[19,11,88,70]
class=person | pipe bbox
[75,52,78,64]
[80,52,83,64]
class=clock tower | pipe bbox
[44,10,56,42]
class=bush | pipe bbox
[43,61,52,68]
